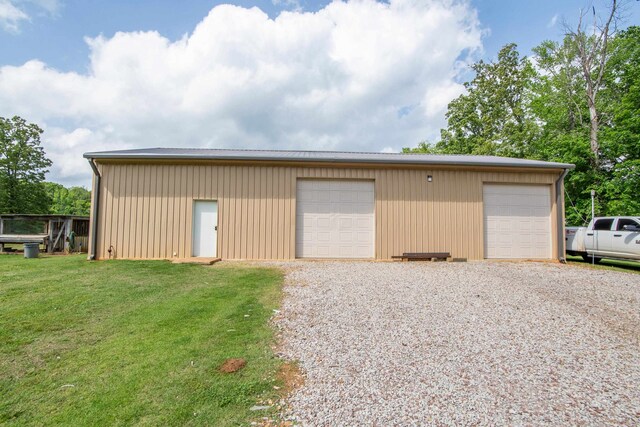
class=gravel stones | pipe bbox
[273,261,640,426]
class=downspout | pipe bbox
[555,168,571,263]
[88,158,101,260]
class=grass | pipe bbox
[0,254,284,426]
[566,255,640,274]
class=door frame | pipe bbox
[191,199,218,258]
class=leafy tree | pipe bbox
[565,0,620,167]
[531,37,597,225]
[44,182,91,216]
[599,26,640,216]
[407,44,539,158]
[532,26,639,223]
[0,116,52,214]
[402,141,437,154]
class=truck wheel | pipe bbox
[582,254,602,264]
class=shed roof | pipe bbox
[84,148,575,170]
[0,214,89,220]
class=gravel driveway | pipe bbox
[274,261,640,426]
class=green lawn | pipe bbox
[566,255,640,274]
[0,254,284,426]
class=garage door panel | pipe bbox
[356,231,370,242]
[484,184,551,259]
[297,180,374,258]
[339,231,353,242]
[317,217,330,228]
[316,191,331,202]
[357,217,373,228]
[533,207,549,217]
[356,192,372,202]
[316,246,330,257]
[317,231,331,242]
[338,217,353,228]
[338,191,354,202]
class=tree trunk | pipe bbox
[570,0,618,168]
[587,93,599,166]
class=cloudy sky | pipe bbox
[0,0,637,187]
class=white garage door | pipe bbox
[483,184,552,259]
[296,180,375,258]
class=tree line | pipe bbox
[0,116,90,216]
[405,3,638,225]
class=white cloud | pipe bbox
[547,13,559,28]
[0,0,28,32]
[423,80,467,119]
[0,0,483,186]
[0,0,60,32]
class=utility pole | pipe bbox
[591,189,596,265]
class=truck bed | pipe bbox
[565,227,586,253]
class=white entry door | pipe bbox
[483,184,552,259]
[192,201,218,257]
[296,180,375,258]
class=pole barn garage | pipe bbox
[84,149,573,261]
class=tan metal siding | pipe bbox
[93,163,560,260]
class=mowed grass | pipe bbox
[0,255,284,426]
[566,255,640,274]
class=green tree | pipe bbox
[0,116,52,214]
[402,141,437,154]
[409,44,539,158]
[532,26,640,223]
[531,36,596,225]
[600,26,640,216]
[44,182,91,216]
[565,0,620,167]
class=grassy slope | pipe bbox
[0,255,283,426]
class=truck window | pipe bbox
[593,218,614,230]
[616,218,640,231]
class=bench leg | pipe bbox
[0,243,4,253]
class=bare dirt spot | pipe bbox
[218,358,246,373]
[248,363,303,427]
[277,361,304,395]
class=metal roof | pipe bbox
[84,148,575,170]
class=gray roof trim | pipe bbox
[84,148,575,170]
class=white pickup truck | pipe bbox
[566,216,640,263]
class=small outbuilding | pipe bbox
[84,149,574,261]
[0,214,90,253]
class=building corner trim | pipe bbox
[88,158,101,260]
[555,168,570,262]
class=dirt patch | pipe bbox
[248,362,303,427]
[255,420,295,427]
[219,358,246,373]
[277,361,304,395]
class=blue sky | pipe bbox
[0,0,637,186]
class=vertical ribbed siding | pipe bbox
[93,163,560,260]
